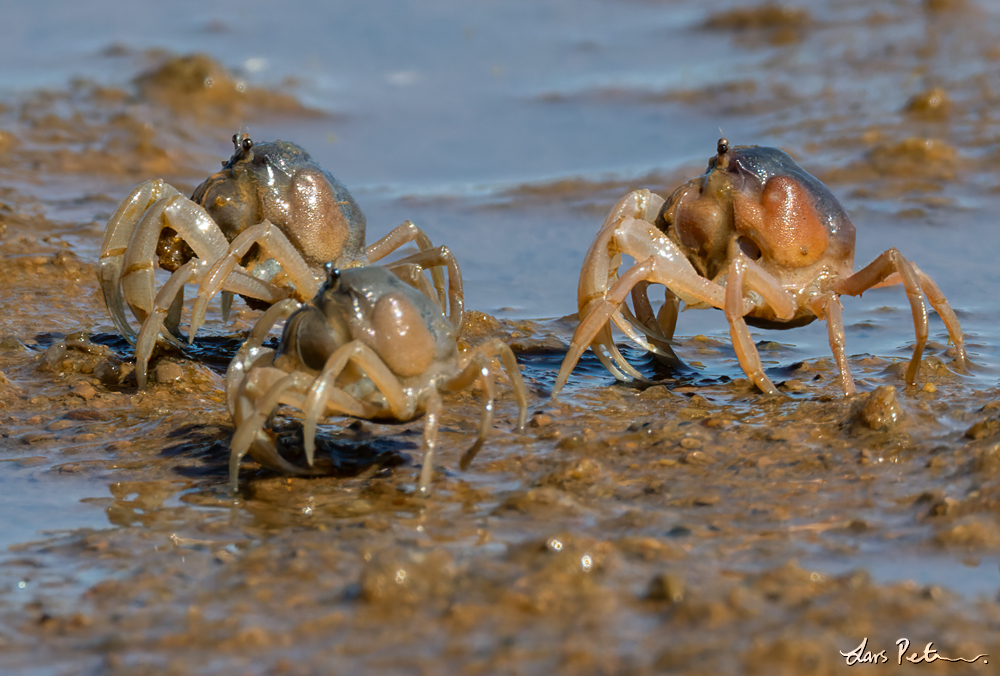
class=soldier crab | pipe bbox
[553,138,967,397]
[99,133,462,388]
[226,264,527,493]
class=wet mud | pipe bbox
[3,1,1000,674]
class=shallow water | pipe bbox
[3,0,1000,673]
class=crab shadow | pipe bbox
[161,421,414,483]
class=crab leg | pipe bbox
[833,247,944,385]
[461,338,528,434]
[133,259,207,389]
[225,298,301,416]
[576,190,665,316]
[629,281,676,345]
[365,220,449,313]
[724,257,777,395]
[614,300,682,365]
[442,337,527,470]
[554,254,749,398]
[99,180,182,341]
[131,263,288,389]
[299,342,407,467]
[229,371,323,490]
[809,292,855,396]
[227,348,277,420]
[118,195,232,334]
[417,389,443,494]
[720,243,801,394]
[565,191,674,383]
[300,386,381,468]
[575,190,716,380]
[189,221,323,341]
[454,352,497,472]
[909,263,967,371]
[383,246,465,328]
[849,262,967,373]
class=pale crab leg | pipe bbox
[301,387,381,468]
[382,246,465,328]
[721,247,800,394]
[909,263,967,371]
[613,302,682,365]
[809,292,855,396]
[119,195,231,331]
[134,259,208,390]
[585,309,649,383]
[229,371,322,491]
[386,264,441,316]
[444,337,528,469]
[299,342,405,467]
[230,362,284,436]
[227,348,277,420]
[189,221,324,341]
[614,282,671,354]
[417,389,443,494]
[225,298,301,417]
[99,180,182,341]
[629,281,675,345]
[833,248,932,385]
[658,288,680,341]
[724,256,778,395]
[441,352,496,468]
[624,282,683,354]
[472,338,528,433]
[847,262,967,373]
[576,190,665,322]
[736,255,798,323]
[133,262,288,389]
[554,255,750,398]
[571,190,713,383]
[365,220,449,312]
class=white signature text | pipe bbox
[840,637,988,666]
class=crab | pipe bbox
[99,133,462,389]
[225,264,528,493]
[552,138,967,397]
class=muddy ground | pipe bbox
[3,1,1000,674]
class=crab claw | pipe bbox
[229,369,325,492]
[99,180,183,344]
[554,190,674,398]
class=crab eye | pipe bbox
[717,137,729,155]
[230,133,254,158]
[323,263,342,290]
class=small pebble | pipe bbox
[70,382,97,401]
[854,385,902,431]
[782,379,806,392]
[93,360,122,387]
[683,450,712,465]
[530,412,552,428]
[679,437,703,450]
[155,362,184,383]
